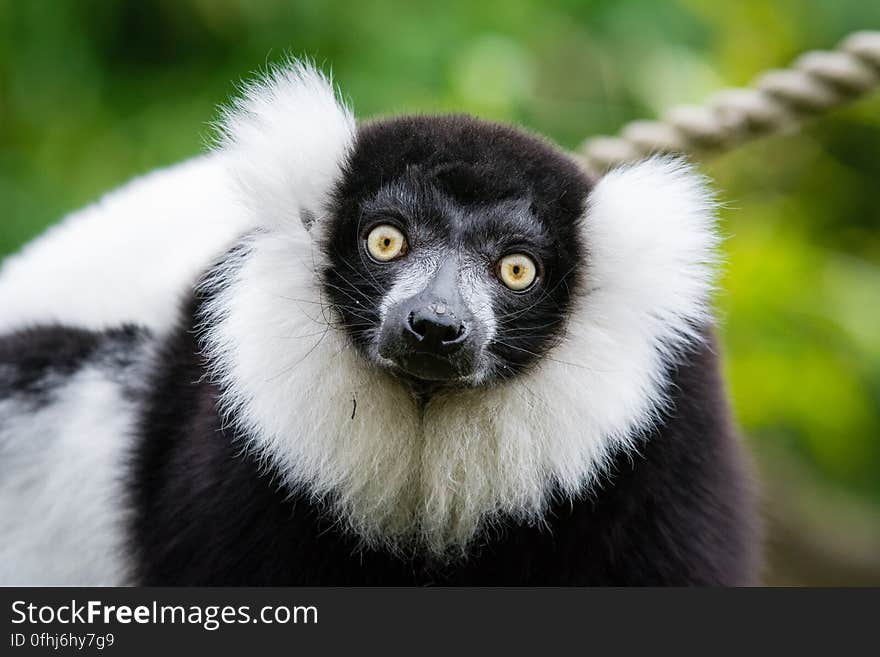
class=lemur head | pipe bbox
[323,115,588,391]
[205,62,719,552]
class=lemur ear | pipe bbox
[582,156,721,349]
[216,60,356,234]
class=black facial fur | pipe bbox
[321,115,591,388]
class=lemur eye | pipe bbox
[366,224,408,262]
[497,253,537,291]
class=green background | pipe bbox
[1,0,879,584]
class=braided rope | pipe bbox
[577,30,880,174]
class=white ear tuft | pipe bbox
[531,156,722,478]
[216,60,356,232]
[584,156,721,351]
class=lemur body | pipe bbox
[0,65,757,585]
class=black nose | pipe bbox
[405,307,467,354]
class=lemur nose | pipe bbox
[406,307,467,353]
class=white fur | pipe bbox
[0,366,145,585]
[376,252,439,321]
[0,153,255,334]
[203,127,720,554]
[460,265,499,354]
[215,61,356,232]
[0,62,354,335]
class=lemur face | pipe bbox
[321,115,590,390]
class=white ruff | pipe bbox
[204,93,720,554]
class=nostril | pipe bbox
[407,312,427,341]
[441,322,466,344]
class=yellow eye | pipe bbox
[366,224,408,262]
[497,253,537,291]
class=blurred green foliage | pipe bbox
[1,0,879,580]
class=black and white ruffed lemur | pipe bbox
[0,63,758,585]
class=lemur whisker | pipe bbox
[265,325,332,382]
[492,266,578,325]
[490,339,600,373]
[321,278,375,307]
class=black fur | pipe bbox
[130,292,756,584]
[323,116,588,381]
[0,324,150,408]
